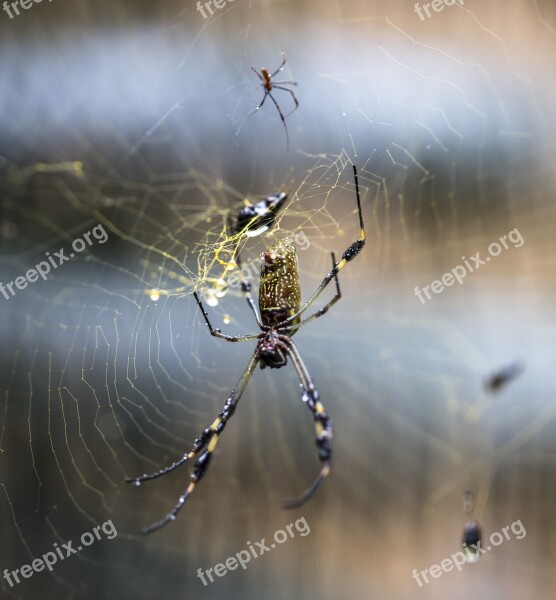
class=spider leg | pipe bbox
[279,339,333,509]
[240,279,265,328]
[269,53,287,78]
[226,231,264,328]
[267,91,290,150]
[126,448,199,485]
[251,67,265,82]
[276,253,340,334]
[272,85,299,118]
[279,165,365,327]
[140,351,259,535]
[193,291,260,341]
[247,90,269,118]
[270,81,298,86]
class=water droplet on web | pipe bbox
[214,278,229,298]
[206,290,219,307]
[223,314,231,325]
[149,289,161,302]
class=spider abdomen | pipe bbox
[258,237,301,334]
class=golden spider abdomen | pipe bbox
[258,237,301,333]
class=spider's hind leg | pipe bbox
[136,351,259,535]
[280,340,333,509]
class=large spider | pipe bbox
[248,52,299,150]
[127,165,365,534]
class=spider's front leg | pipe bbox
[193,291,260,342]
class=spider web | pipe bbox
[1,1,556,599]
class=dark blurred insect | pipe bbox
[484,360,524,393]
[248,52,298,150]
[230,191,288,239]
[127,165,366,534]
[462,520,482,563]
[228,190,288,289]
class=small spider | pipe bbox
[127,166,365,534]
[248,52,299,150]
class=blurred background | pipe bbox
[1,0,555,598]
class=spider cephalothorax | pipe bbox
[257,331,288,369]
[127,165,366,534]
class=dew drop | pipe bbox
[214,278,229,298]
[206,291,219,307]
